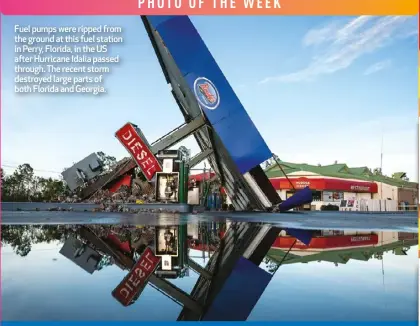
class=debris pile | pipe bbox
[44,170,183,214]
[88,225,156,242]
[79,158,137,201]
[85,183,156,205]
[90,203,181,214]
[60,195,81,203]
[46,151,213,214]
[45,203,181,214]
[47,206,74,212]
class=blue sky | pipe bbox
[1,16,418,180]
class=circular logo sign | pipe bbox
[193,77,220,110]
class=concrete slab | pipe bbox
[1,202,191,213]
[1,210,417,232]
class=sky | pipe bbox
[1,15,418,181]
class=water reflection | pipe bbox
[2,223,418,321]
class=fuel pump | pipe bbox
[154,224,189,279]
[155,149,189,204]
[154,150,181,203]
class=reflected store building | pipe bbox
[267,230,417,265]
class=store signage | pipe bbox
[112,247,161,307]
[295,180,310,188]
[272,234,379,249]
[270,177,378,193]
[115,123,162,181]
[350,236,371,242]
[350,185,370,192]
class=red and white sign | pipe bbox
[272,234,378,249]
[112,247,161,307]
[189,172,216,182]
[270,177,378,193]
[115,123,162,181]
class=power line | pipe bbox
[1,164,62,175]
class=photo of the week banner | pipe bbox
[137,0,280,9]
[0,0,417,15]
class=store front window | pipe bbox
[286,191,294,199]
[312,191,322,201]
[323,191,344,202]
[286,190,322,203]
[322,230,345,236]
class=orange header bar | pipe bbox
[0,0,418,15]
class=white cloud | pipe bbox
[363,59,392,75]
[302,21,339,47]
[260,16,417,84]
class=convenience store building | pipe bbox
[265,162,418,209]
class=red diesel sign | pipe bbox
[112,247,161,307]
[115,123,162,181]
[270,177,378,193]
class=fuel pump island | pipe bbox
[112,16,312,213]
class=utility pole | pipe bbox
[380,136,383,175]
[380,136,383,199]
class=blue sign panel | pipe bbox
[202,257,272,321]
[147,16,272,174]
[284,227,315,245]
[278,186,313,212]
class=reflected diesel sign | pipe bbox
[112,247,161,307]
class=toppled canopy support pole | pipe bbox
[243,224,278,264]
[149,274,203,314]
[272,153,295,191]
[151,115,206,154]
[188,148,213,168]
[270,154,313,212]
[187,258,213,279]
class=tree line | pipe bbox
[1,152,118,202]
[1,164,70,202]
[2,224,151,258]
